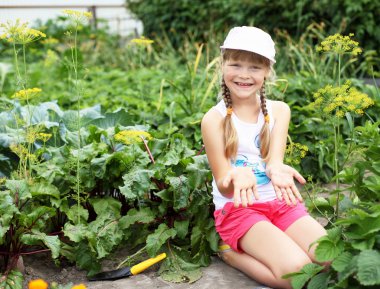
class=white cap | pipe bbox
[220,26,276,64]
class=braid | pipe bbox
[222,79,232,110]
[221,79,238,159]
[259,79,271,161]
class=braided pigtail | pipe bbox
[259,79,271,161]
[222,79,238,159]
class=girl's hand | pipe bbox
[222,167,259,208]
[266,164,306,206]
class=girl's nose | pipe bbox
[238,69,250,78]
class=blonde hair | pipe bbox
[221,49,272,161]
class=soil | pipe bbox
[22,247,142,288]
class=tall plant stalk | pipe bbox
[63,9,92,224]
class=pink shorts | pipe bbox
[214,199,309,253]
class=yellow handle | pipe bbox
[130,253,167,275]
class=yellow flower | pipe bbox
[131,36,154,46]
[311,81,374,118]
[63,9,92,23]
[71,284,87,289]
[316,33,362,55]
[12,87,42,101]
[0,19,46,44]
[28,279,48,289]
[37,133,52,143]
[114,130,152,145]
[10,143,28,159]
[285,142,309,166]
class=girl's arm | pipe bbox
[201,109,258,207]
[266,101,306,205]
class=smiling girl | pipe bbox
[201,26,327,289]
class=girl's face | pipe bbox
[222,57,269,101]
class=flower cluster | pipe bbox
[26,129,52,143]
[285,142,309,166]
[12,87,42,101]
[114,130,152,145]
[10,143,37,163]
[131,36,154,46]
[63,9,92,24]
[312,81,374,118]
[316,33,362,55]
[0,19,46,44]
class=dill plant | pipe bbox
[62,10,92,224]
[0,20,46,180]
[313,33,375,218]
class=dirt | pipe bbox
[22,247,143,288]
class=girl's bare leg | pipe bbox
[221,221,313,289]
[284,215,327,262]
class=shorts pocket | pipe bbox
[214,202,234,227]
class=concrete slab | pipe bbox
[87,257,269,289]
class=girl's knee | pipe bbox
[274,255,312,280]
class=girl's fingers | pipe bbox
[274,186,283,201]
[241,189,248,207]
[291,184,303,202]
[292,169,306,184]
[234,188,241,208]
[282,188,291,205]
[286,187,297,206]
[247,188,254,205]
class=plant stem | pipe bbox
[333,121,340,218]
[72,23,81,224]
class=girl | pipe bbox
[201,26,327,289]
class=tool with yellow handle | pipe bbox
[88,253,167,281]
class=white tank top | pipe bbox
[211,98,277,210]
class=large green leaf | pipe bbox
[332,251,353,272]
[88,212,124,259]
[158,245,202,283]
[357,250,380,285]
[307,272,329,289]
[75,241,101,276]
[64,204,89,224]
[119,168,154,200]
[146,223,176,256]
[63,223,90,243]
[283,263,324,289]
[5,179,31,201]
[90,197,121,216]
[119,207,155,229]
[186,155,210,188]
[174,220,189,239]
[0,193,18,243]
[315,239,344,262]
[167,176,190,210]
[88,109,132,128]
[19,206,55,230]
[21,230,60,258]
[29,181,60,198]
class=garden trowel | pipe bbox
[88,253,167,281]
